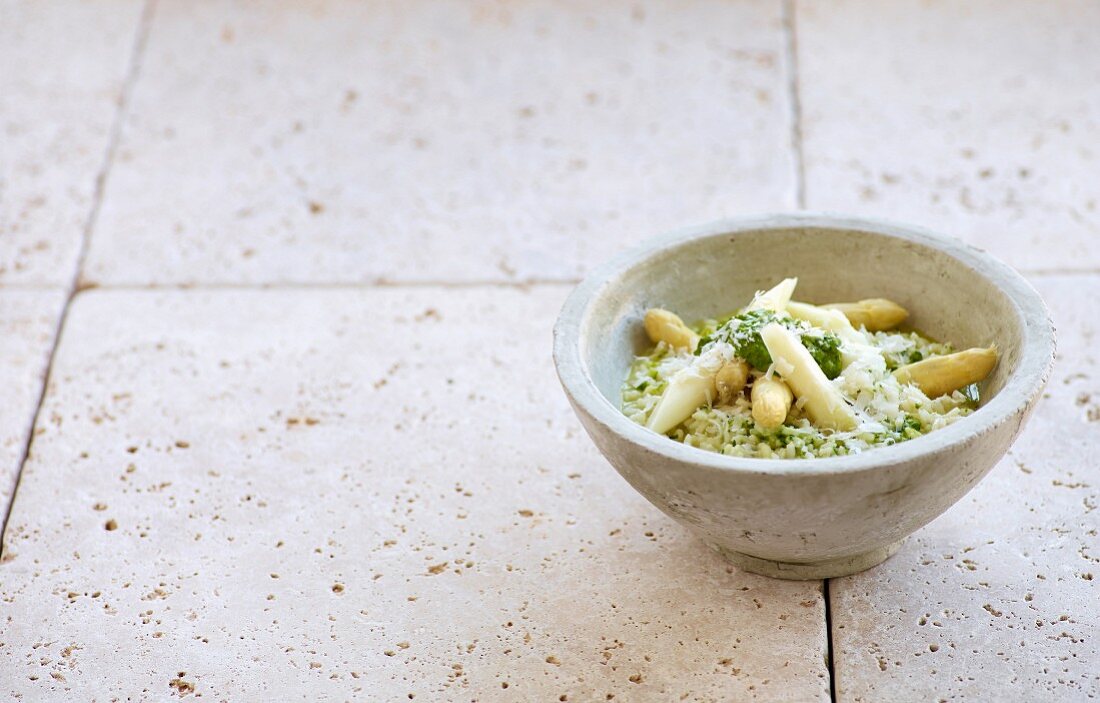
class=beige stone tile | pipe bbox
[797,0,1100,272]
[0,0,144,285]
[1,287,827,700]
[0,290,66,514]
[831,275,1100,701]
[84,0,795,286]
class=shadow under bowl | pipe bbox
[553,214,1055,579]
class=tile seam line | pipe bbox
[0,0,156,560]
[781,0,806,209]
[8,262,1100,290]
[60,265,1100,293]
[74,0,156,286]
[824,578,838,702]
[72,279,584,292]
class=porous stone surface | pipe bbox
[5,1,1098,698]
[0,290,66,512]
[83,0,795,286]
[0,288,828,701]
[797,0,1100,272]
[0,0,143,284]
[831,276,1100,702]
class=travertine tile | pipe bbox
[0,290,66,514]
[797,0,1100,271]
[1,288,827,701]
[0,0,144,285]
[84,0,795,286]
[831,275,1100,702]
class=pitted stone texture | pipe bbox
[0,290,66,514]
[831,276,1100,702]
[84,0,795,286]
[0,0,143,285]
[797,0,1100,272]
[1,288,828,701]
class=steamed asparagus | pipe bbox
[751,376,793,429]
[747,278,798,313]
[893,347,998,398]
[644,308,699,351]
[715,359,750,405]
[759,323,858,431]
[824,298,909,331]
[786,301,866,346]
[645,349,728,434]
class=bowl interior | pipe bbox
[583,225,1024,418]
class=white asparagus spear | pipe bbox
[785,301,865,346]
[893,347,998,398]
[824,298,909,331]
[645,349,728,434]
[715,359,750,405]
[786,300,883,371]
[643,308,699,351]
[759,322,858,431]
[747,278,798,312]
[751,376,793,429]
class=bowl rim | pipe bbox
[552,213,1056,478]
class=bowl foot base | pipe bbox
[705,539,906,580]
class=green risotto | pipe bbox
[622,279,996,460]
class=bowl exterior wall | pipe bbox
[567,390,1036,565]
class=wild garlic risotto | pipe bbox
[622,278,998,459]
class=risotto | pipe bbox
[621,278,998,459]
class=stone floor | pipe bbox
[0,1,1096,700]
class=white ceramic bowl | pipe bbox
[553,215,1055,579]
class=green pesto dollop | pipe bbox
[697,309,843,380]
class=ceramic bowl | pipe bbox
[553,214,1055,579]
